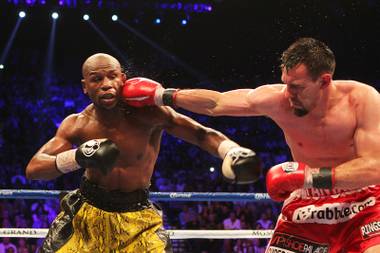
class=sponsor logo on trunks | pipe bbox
[361,221,380,239]
[267,232,329,253]
[292,197,375,224]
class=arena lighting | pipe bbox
[154,18,161,24]
[7,1,214,12]
[85,19,128,64]
[118,19,204,79]
[181,19,188,25]
[158,3,213,13]
[111,15,118,21]
[43,9,58,89]
[1,12,24,72]
[51,12,59,19]
[18,11,26,18]
[83,14,90,21]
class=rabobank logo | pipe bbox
[292,197,375,224]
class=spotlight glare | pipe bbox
[181,19,188,25]
[19,11,26,18]
[209,167,215,172]
[51,12,59,19]
[154,18,161,24]
[111,15,118,21]
[0,64,4,70]
[83,14,90,21]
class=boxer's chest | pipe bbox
[275,102,357,164]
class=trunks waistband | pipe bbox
[79,177,150,212]
[291,185,380,199]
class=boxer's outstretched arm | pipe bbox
[160,106,233,156]
[159,106,261,183]
[26,115,77,180]
[174,85,283,117]
[334,86,380,188]
[121,77,283,116]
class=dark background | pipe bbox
[1,0,380,86]
[0,1,379,252]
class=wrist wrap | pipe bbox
[312,167,334,189]
[162,89,179,107]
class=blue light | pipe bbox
[158,2,213,13]
[181,19,187,25]
[111,15,118,21]
[154,18,161,24]
[83,14,90,21]
[19,11,26,18]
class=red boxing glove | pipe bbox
[122,77,163,107]
[266,162,335,202]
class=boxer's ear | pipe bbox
[121,73,127,83]
[319,74,332,89]
[81,79,88,95]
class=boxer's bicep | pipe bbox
[244,84,285,116]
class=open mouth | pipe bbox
[101,93,115,99]
[99,93,117,106]
[290,99,302,108]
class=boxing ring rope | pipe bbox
[0,189,271,202]
[0,228,274,239]
[0,189,274,239]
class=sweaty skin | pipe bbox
[173,64,380,190]
[25,53,233,192]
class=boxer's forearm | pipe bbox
[175,89,222,115]
[174,89,259,117]
[26,153,63,180]
[334,157,380,189]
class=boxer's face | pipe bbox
[82,58,126,110]
[281,64,325,117]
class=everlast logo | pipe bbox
[292,197,375,224]
[361,221,380,239]
[267,232,329,253]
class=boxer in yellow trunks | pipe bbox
[26,53,261,253]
